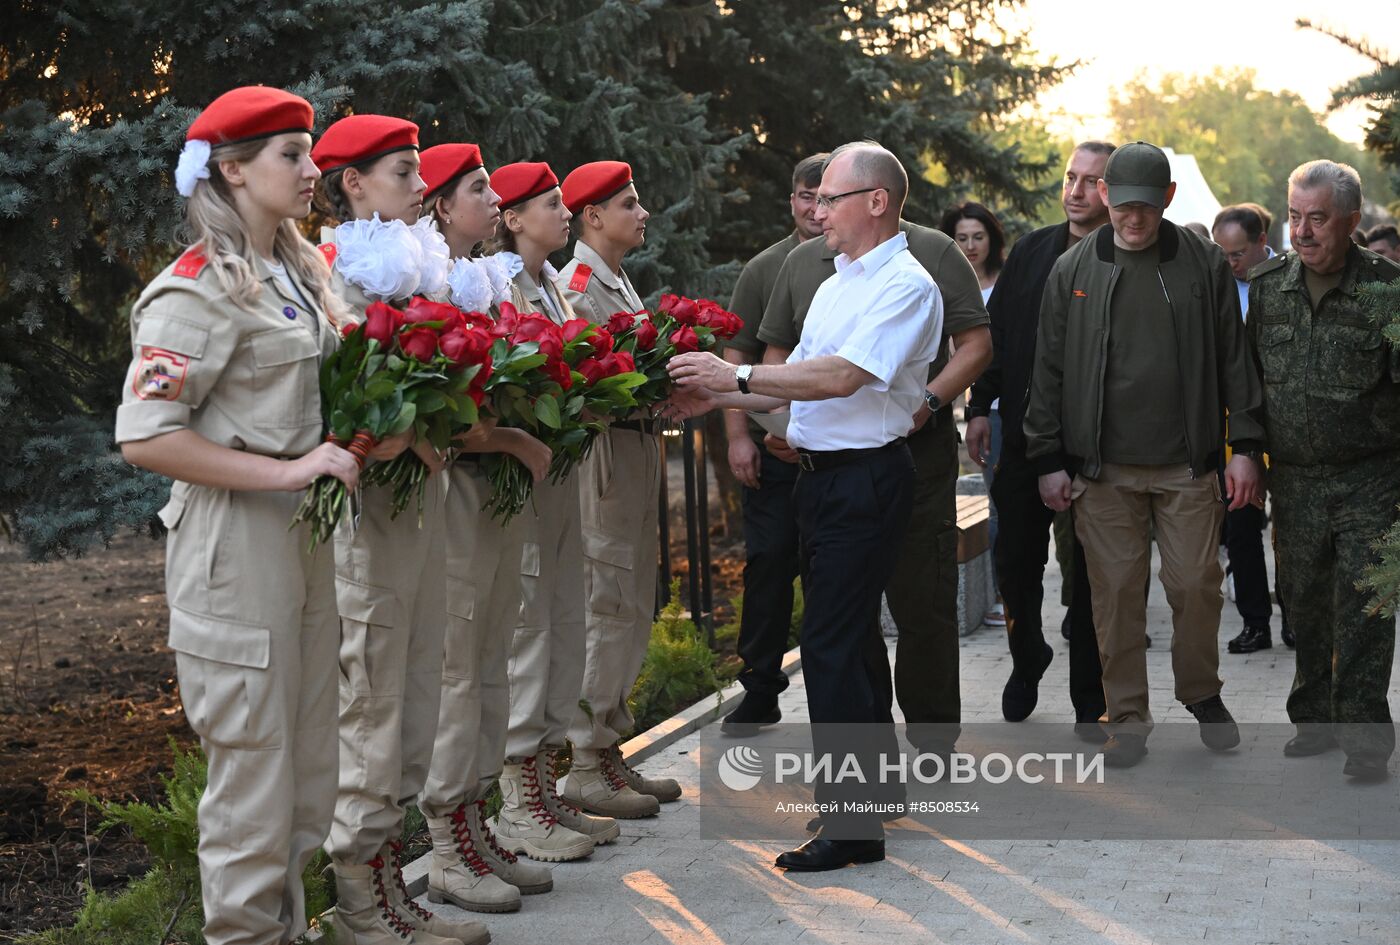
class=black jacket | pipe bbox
[967,221,1071,455]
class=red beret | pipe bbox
[490,162,560,210]
[421,144,486,201]
[186,86,314,145]
[562,161,634,214]
[312,115,420,174]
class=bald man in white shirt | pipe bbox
[668,141,942,872]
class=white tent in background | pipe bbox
[1161,147,1222,228]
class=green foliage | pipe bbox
[3,0,1065,560]
[1302,20,1400,200]
[628,579,726,731]
[25,740,331,944]
[1109,68,1399,232]
[1358,280,1400,617]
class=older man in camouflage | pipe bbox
[1249,160,1400,783]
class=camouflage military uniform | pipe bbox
[1248,245,1400,763]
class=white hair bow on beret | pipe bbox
[175,139,212,197]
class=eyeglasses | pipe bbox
[815,187,887,210]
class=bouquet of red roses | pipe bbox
[605,294,743,411]
[290,298,491,548]
[358,298,494,517]
[551,316,646,480]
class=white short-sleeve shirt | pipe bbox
[785,232,943,451]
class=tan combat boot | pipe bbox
[424,804,522,914]
[608,744,682,802]
[332,860,456,944]
[382,840,492,945]
[491,757,595,862]
[560,748,660,819]
[469,799,554,894]
[537,749,620,844]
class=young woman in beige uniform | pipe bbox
[310,116,484,945]
[480,162,622,862]
[413,143,556,915]
[116,87,373,945]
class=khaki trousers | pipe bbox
[421,463,526,815]
[165,485,339,945]
[568,428,662,751]
[1072,462,1225,734]
[507,471,587,760]
[327,472,447,863]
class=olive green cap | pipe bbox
[1104,141,1171,208]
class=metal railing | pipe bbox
[655,419,714,646]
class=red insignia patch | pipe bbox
[319,243,338,269]
[173,246,208,279]
[1072,289,1087,298]
[134,347,189,402]
[569,263,592,293]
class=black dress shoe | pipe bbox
[1281,622,1295,648]
[1060,612,1072,642]
[721,693,780,736]
[1284,730,1338,757]
[776,836,885,871]
[1002,642,1054,722]
[1343,755,1391,783]
[1185,695,1241,751]
[1227,624,1272,654]
[1101,734,1149,768]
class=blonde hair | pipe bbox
[179,137,348,325]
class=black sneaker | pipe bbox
[1185,695,1241,751]
[721,692,780,737]
[1227,624,1272,654]
[1101,734,1149,767]
[1002,642,1054,722]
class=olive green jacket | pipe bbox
[1024,220,1265,480]
[1247,244,1400,467]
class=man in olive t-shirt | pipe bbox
[757,217,993,754]
[719,154,827,732]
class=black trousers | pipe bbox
[736,444,802,698]
[1223,502,1273,628]
[990,435,1105,723]
[795,442,913,840]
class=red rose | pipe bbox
[494,301,522,338]
[590,328,614,357]
[600,350,634,376]
[399,326,439,362]
[696,299,726,327]
[440,326,492,367]
[562,318,594,343]
[606,311,636,335]
[362,302,403,346]
[576,357,607,385]
[660,293,700,326]
[670,325,700,354]
[404,297,460,326]
[340,320,358,339]
[543,357,573,390]
[471,355,493,391]
[461,310,494,333]
[513,314,564,361]
[634,318,659,351]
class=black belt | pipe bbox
[613,419,660,435]
[796,438,906,472]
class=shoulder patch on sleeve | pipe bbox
[319,243,338,269]
[1247,254,1288,281]
[133,347,189,401]
[568,263,592,293]
[172,246,208,279]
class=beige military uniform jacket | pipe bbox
[116,245,335,522]
[556,240,644,321]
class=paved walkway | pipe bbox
[417,536,1400,944]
